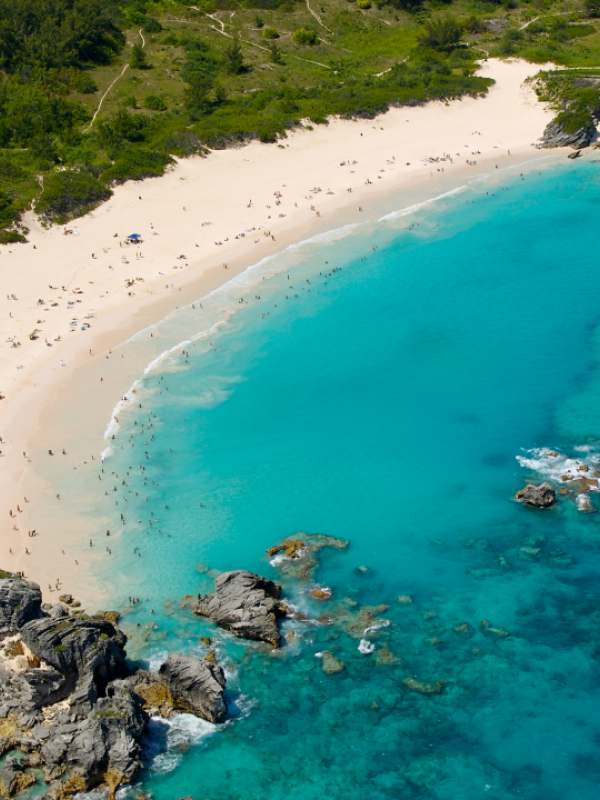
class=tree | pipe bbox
[225,38,245,75]
[417,16,463,52]
[268,42,283,64]
[184,74,213,120]
[130,43,148,70]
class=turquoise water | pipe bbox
[93,160,600,800]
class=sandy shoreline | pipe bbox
[0,58,566,606]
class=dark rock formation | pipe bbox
[158,653,226,723]
[0,569,231,800]
[516,482,556,508]
[540,118,595,150]
[0,574,43,633]
[194,570,286,647]
[20,616,129,714]
[66,680,145,783]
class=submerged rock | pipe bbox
[403,677,447,695]
[480,620,509,640]
[516,482,555,507]
[158,653,226,723]
[267,532,349,580]
[310,586,332,601]
[318,651,345,674]
[193,570,286,647]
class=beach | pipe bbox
[0,57,564,604]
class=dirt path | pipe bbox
[306,0,332,34]
[85,30,145,131]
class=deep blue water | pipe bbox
[90,159,600,800]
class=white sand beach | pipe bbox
[0,58,565,602]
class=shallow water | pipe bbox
[78,159,600,799]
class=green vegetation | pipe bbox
[292,28,319,45]
[262,26,280,39]
[417,16,462,52]
[0,0,599,239]
[532,68,600,135]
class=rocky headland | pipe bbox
[0,570,227,800]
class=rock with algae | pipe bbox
[318,651,345,675]
[403,677,447,695]
[266,533,349,581]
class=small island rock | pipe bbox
[193,570,286,647]
[518,482,556,507]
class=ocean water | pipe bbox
[83,159,600,799]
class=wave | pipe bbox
[378,185,468,221]
[378,154,559,223]
[516,446,600,486]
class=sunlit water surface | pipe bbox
[82,160,600,800]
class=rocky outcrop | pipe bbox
[0,569,231,800]
[540,118,595,150]
[158,653,226,723]
[20,616,129,715]
[0,574,43,633]
[193,570,286,647]
[516,482,555,507]
[37,679,145,790]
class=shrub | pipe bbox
[144,94,167,111]
[130,43,149,69]
[356,0,372,8]
[0,230,25,244]
[123,95,138,108]
[101,147,173,184]
[77,74,98,94]
[554,107,594,134]
[36,171,112,221]
[585,0,600,16]
[143,17,162,33]
[417,16,463,52]
[0,190,20,228]
[292,29,319,46]
[262,27,279,39]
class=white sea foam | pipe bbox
[145,713,222,776]
[577,493,594,512]
[516,447,599,484]
[364,620,391,634]
[146,649,170,673]
[379,186,467,221]
[358,639,376,654]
